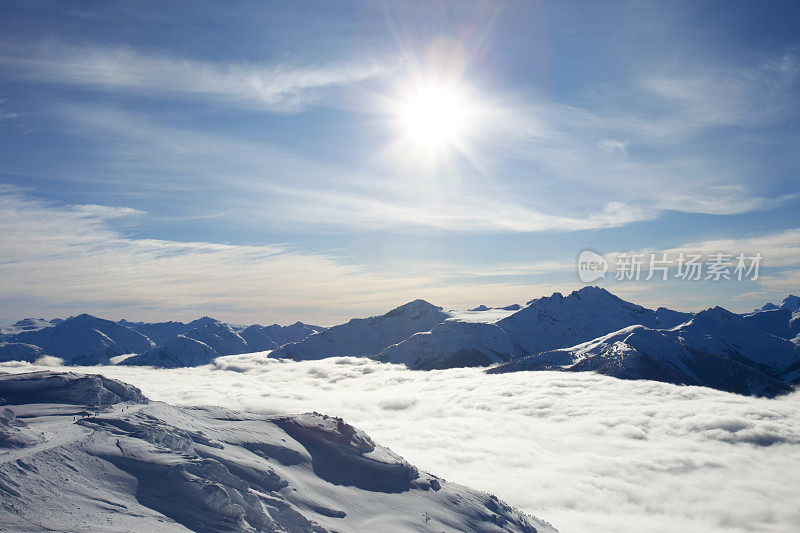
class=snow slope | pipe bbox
[0,318,58,338]
[0,371,555,533]
[250,322,326,347]
[120,336,223,368]
[377,320,523,370]
[271,300,451,360]
[118,319,194,346]
[181,321,250,356]
[237,324,280,352]
[742,308,800,344]
[120,317,323,351]
[488,325,791,397]
[781,294,800,311]
[496,286,690,355]
[117,317,323,364]
[119,320,324,367]
[671,307,800,383]
[0,343,45,363]
[383,287,693,371]
[755,294,800,313]
[5,314,155,365]
[0,370,147,405]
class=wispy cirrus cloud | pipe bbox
[0,43,389,112]
[601,228,800,270]
[0,184,793,323]
[506,48,800,218]
[0,186,566,324]
[587,228,800,311]
[4,43,799,234]
[42,103,656,234]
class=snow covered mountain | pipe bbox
[271,300,451,360]
[0,371,555,533]
[118,319,198,346]
[742,308,799,340]
[116,317,323,363]
[0,342,45,363]
[756,294,800,313]
[377,320,523,370]
[469,304,521,312]
[237,322,324,352]
[378,287,693,372]
[0,312,324,369]
[742,305,800,347]
[237,324,280,352]
[671,307,800,383]
[488,325,791,397]
[119,335,222,368]
[181,320,250,355]
[120,320,257,368]
[1,290,797,396]
[259,321,326,346]
[118,316,229,346]
[490,304,800,396]
[0,318,60,338]
[4,314,155,365]
[496,286,691,355]
[117,319,325,368]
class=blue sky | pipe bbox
[1,0,799,325]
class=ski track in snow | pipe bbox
[0,402,146,464]
[2,356,800,533]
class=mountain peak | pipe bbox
[186,316,220,329]
[570,285,617,300]
[272,300,449,360]
[64,313,108,324]
[781,295,800,312]
[10,318,54,331]
[694,306,738,321]
[386,299,443,316]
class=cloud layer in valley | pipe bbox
[3,357,798,533]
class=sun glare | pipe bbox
[398,84,468,148]
[384,39,490,166]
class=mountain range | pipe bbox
[1,287,799,397]
[0,315,323,367]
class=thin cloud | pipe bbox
[0,44,389,112]
[0,187,566,323]
[508,49,800,218]
[48,104,656,234]
[605,228,800,270]
[598,139,629,155]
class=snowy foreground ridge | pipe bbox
[0,371,555,533]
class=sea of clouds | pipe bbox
[3,355,799,533]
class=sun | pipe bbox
[395,83,473,150]
[384,39,490,165]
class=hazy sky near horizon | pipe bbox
[1,1,799,325]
